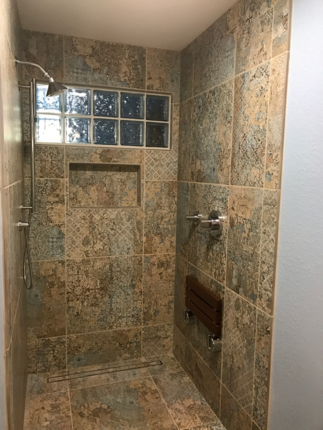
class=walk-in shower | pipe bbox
[15,59,67,289]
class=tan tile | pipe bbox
[220,384,252,430]
[25,144,65,179]
[265,53,289,189]
[180,42,194,102]
[28,336,67,374]
[272,0,291,56]
[178,99,193,182]
[142,324,173,359]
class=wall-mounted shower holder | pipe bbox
[208,334,222,352]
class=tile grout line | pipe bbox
[177,179,281,193]
[149,375,181,430]
[67,386,75,430]
[64,145,68,372]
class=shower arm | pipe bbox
[15,58,54,82]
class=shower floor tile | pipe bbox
[24,355,225,430]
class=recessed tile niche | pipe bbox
[69,163,141,208]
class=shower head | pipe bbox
[15,58,67,97]
[46,78,67,97]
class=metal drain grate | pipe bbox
[48,358,163,383]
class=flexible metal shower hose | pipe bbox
[23,210,33,289]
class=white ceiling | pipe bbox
[17,0,238,51]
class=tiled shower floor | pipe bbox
[23,355,225,430]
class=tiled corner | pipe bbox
[66,207,143,259]
[174,254,188,334]
[142,324,173,358]
[173,324,186,365]
[176,181,190,259]
[235,1,273,75]
[220,384,252,430]
[272,0,291,57]
[222,288,256,415]
[265,53,289,189]
[180,42,194,102]
[231,62,270,187]
[178,99,193,182]
[185,340,221,416]
[194,12,235,95]
[22,30,64,84]
[146,48,180,102]
[67,328,141,369]
[258,190,280,314]
[152,370,217,429]
[252,310,272,430]
[64,36,146,89]
[143,254,175,326]
[27,260,66,339]
[28,336,66,374]
[28,179,65,261]
[227,186,263,304]
[66,257,142,334]
[144,181,177,254]
[191,81,233,184]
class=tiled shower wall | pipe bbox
[174,1,290,430]
[21,30,179,373]
[0,0,27,428]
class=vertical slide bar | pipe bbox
[30,79,36,213]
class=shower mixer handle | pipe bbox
[186,212,203,223]
[17,221,30,230]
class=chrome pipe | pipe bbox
[15,59,52,81]
[30,79,36,213]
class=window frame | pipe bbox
[34,80,173,150]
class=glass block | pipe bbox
[121,93,144,119]
[120,121,144,146]
[146,123,169,148]
[93,119,118,145]
[36,83,62,113]
[65,88,91,115]
[66,117,91,144]
[36,115,63,143]
[93,90,118,117]
[146,95,169,121]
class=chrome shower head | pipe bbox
[15,58,67,97]
[46,78,67,97]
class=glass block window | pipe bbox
[35,82,171,149]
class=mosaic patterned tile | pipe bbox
[153,371,217,429]
[252,310,272,430]
[142,324,173,359]
[171,103,180,152]
[27,260,66,339]
[272,0,290,56]
[66,256,142,333]
[145,150,178,181]
[25,144,65,179]
[227,186,263,304]
[66,207,143,259]
[143,254,175,326]
[174,255,188,335]
[180,42,194,102]
[144,181,177,254]
[70,378,177,429]
[68,359,150,390]
[22,30,64,84]
[235,1,273,75]
[64,36,146,89]
[231,62,270,187]
[147,354,183,377]
[69,163,140,208]
[258,190,280,314]
[188,423,226,430]
[67,328,141,369]
[185,263,223,379]
[28,336,66,374]
[189,183,229,285]
[27,179,65,261]
[146,48,180,102]
[265,53,288,189]
[194,12,235,95]
[185,340,221,416]
[191,81,233,185]
[24,391,72,430]
[65,146,144,170]
[222,289,256,415]
[220,384,252,430]
[178,99,193,182]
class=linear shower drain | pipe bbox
[47,358,163,383]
